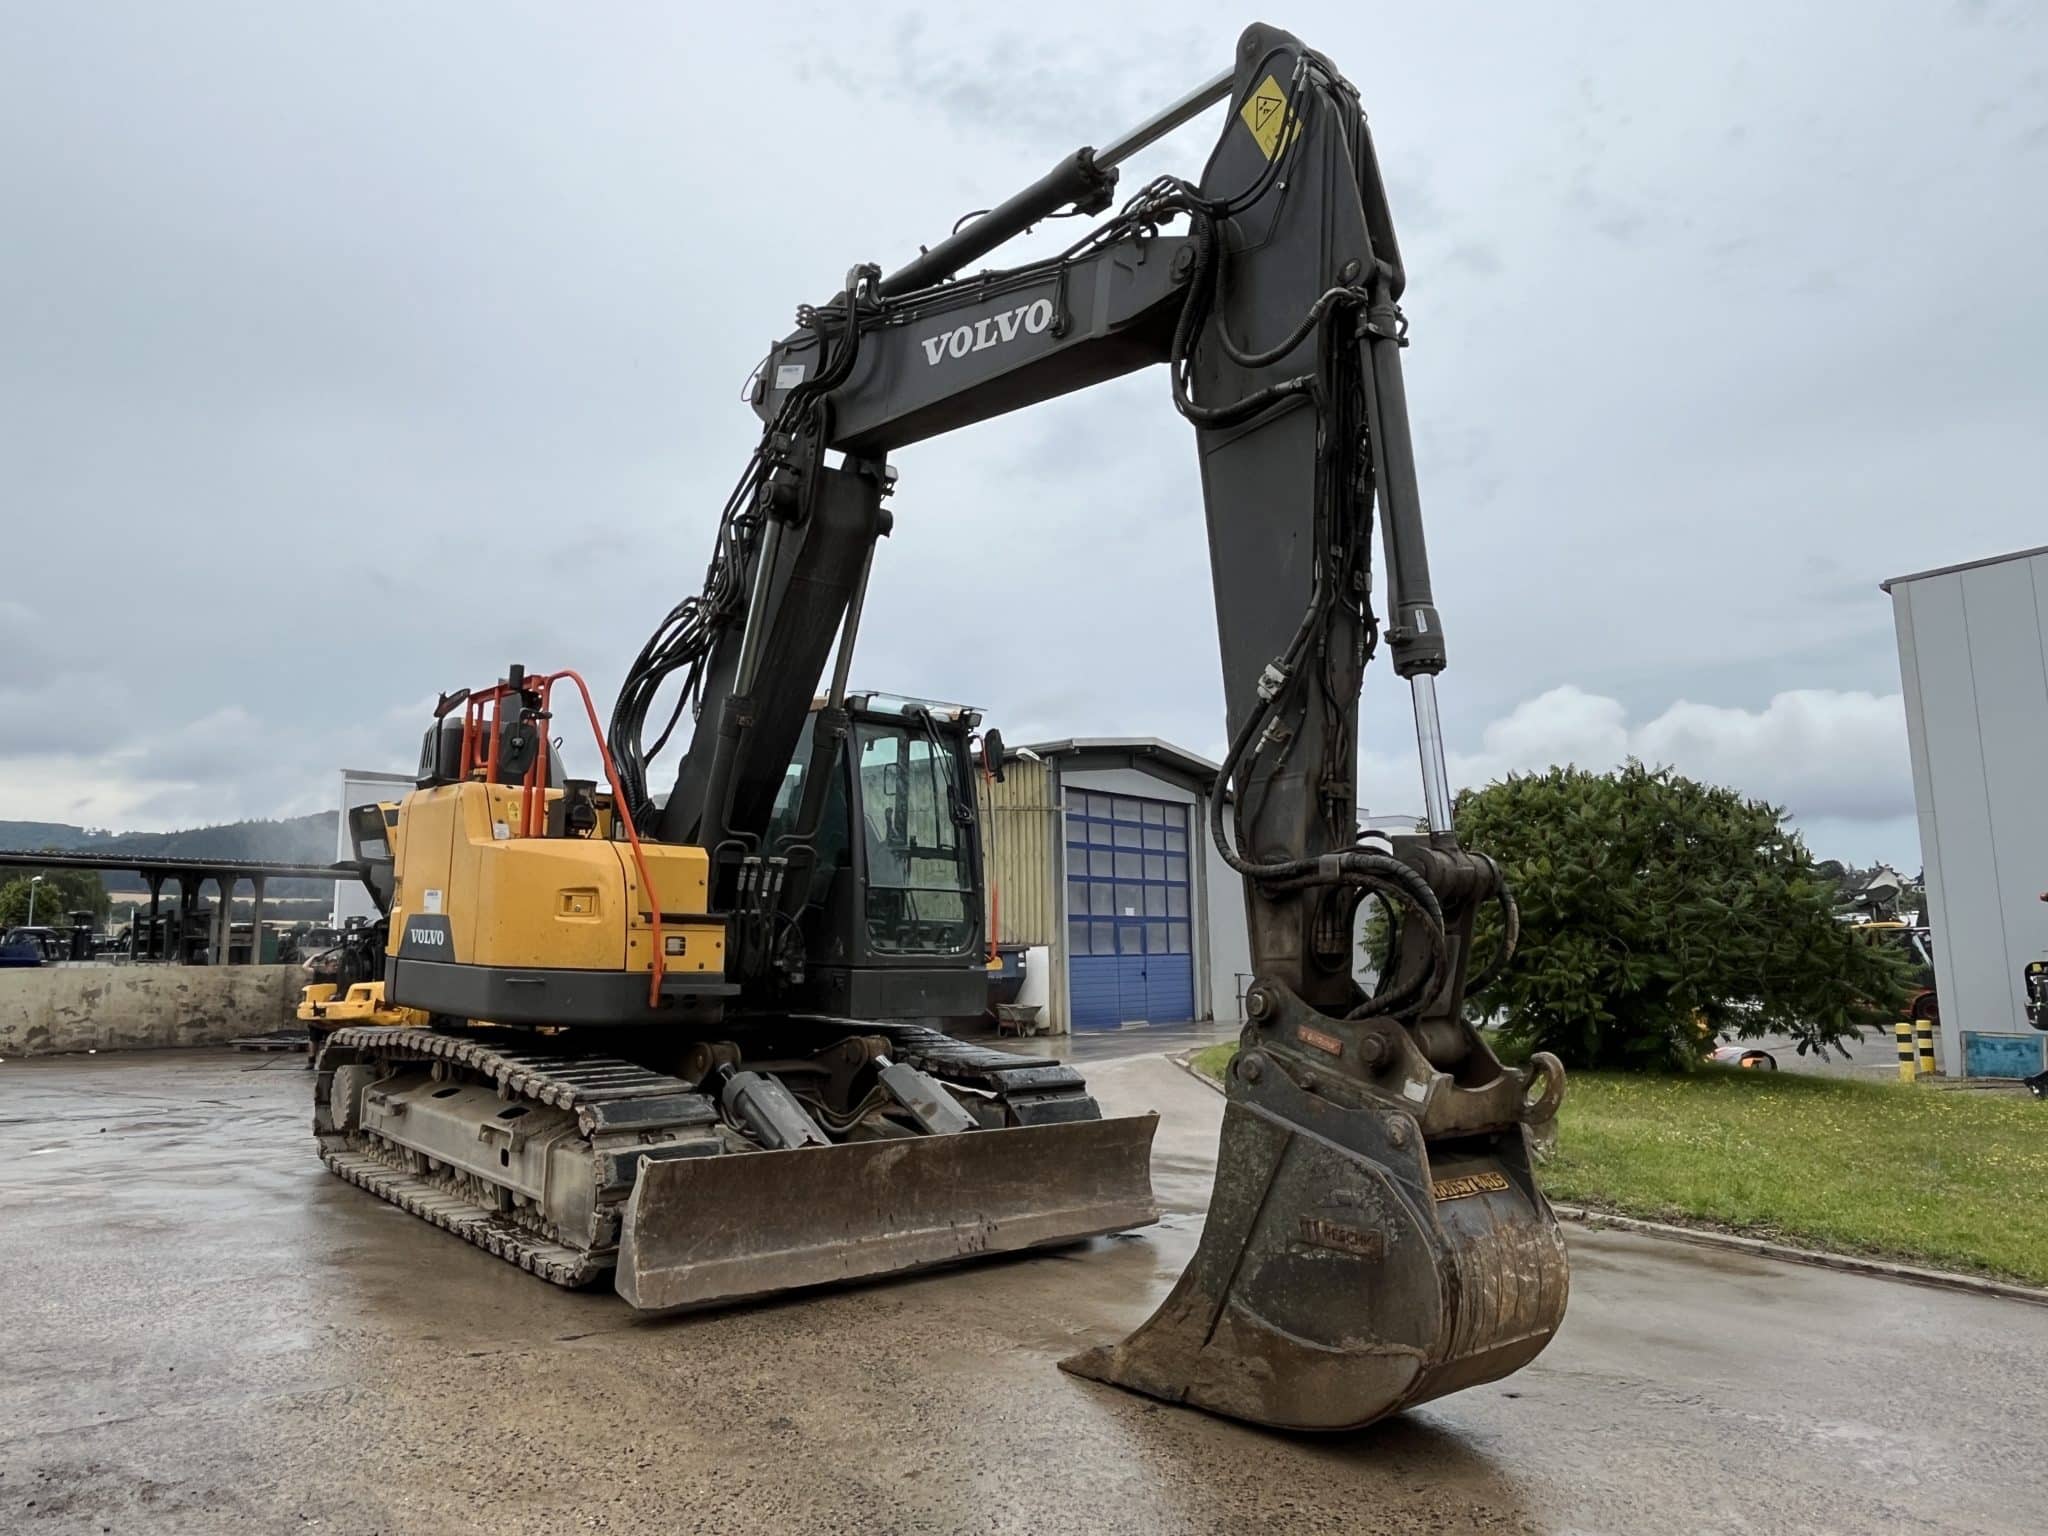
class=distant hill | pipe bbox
[0,821,97,851]
[0,812,338,866]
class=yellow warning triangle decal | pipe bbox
[1238,75,1296,161]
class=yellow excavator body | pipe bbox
[297,981,424,1030]
[384,780,723,978]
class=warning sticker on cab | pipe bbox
[1239,74,1298,161]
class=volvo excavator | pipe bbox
[313,21,1569,1432]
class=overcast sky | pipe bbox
[3,1,2042,868]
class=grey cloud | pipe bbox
[799,10,1213,148]
[1442,241,1502,277]
[1378,160,1452,237]
[3,0,2044,883]
[0,676,139,760]
[1568,178,1652,246]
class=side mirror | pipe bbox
[982,728,1007,783]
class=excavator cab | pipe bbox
[763,694,989,1018]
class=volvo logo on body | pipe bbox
[406,925,445,948]
[920,298,1055,367]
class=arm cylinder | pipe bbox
[1363,288,1445,678]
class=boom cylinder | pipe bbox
[877,69,1231,301]
[879,150,1118,298]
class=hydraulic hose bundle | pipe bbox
[607,268,881,826]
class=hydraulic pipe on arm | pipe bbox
[1361,272,1456,835]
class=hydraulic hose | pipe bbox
[1463,869,1521,998]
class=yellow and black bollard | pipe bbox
[1895,1020,1916,1082]
[1914,1017,1938,1077]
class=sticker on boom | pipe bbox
[1239,74,1301,161]
[1432,1171,1511,1202]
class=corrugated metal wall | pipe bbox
[975,757,1058,946]
[1891,548,2048,1075]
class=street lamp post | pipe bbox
[26,875,45,929]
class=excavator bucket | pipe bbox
[616,1113,1160,1312]
[1062,1051,1568,1431]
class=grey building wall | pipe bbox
[1887,546,2048,1076]
[1201,827,1254,1026]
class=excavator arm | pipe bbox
[607,22,1568,1429]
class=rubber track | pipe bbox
[320,1025,707,1120]
[315,1026,715,1289]
[315,1024,1099,1288]
[322,1147,605,1287]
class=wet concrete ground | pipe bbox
[5,1046,2046,1535]
[965,1015,1239,1066]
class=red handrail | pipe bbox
[452,668,669,1008]
[980,735,1001,967]
[539,669,667,1008]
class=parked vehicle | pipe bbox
[0,927,65,966]
[1709,1042,1778,1071]
[2025,959,2047,1099]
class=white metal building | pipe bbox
[332,769,413,925]
[1885,545,2048,1078]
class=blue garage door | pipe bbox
[1065,790,1195,1030]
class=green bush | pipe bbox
[1452,763,1910,1071]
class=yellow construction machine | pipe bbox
[313,23,1568,1431]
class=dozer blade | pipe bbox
[1061,1073,1568,1431]
[616,1113,1159,1311]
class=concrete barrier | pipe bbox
[0,964,303,1057]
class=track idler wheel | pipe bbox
[1061,1038,1568,1431]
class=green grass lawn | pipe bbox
[1190,1042,1238,1083]
[1186,1044,2048,1285]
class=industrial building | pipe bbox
[1886,544,2048,1078]
[981,738,1249,1034]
